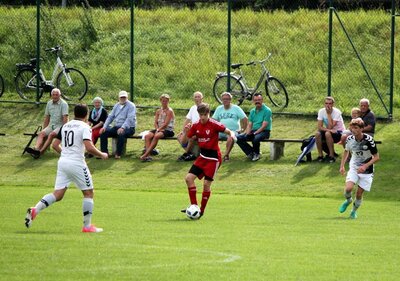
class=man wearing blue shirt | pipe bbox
[236,93,272,161]
[212,92,247,161]
[99,91,137,159]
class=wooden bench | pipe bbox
[22,130,382,161]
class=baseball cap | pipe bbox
[119,91,128,98]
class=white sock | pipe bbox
[34,193,56,214]
[83,198,94,228]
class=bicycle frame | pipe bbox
[40,56,67,86]
[241,55,272,95]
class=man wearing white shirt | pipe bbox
[315,96,345,163]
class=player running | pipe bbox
[339,118,379,219]
[25,104,108,232]
[181,103,236,218]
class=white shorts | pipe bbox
[346,169,374,191]
[55,159,93,190]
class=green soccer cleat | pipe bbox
[339,199,352,213]
[349,210,357,219]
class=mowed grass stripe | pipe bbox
[1,187,398,281]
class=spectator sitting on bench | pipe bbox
[212,92,248,162]
[88,97,108,146]
[140,94,175,162]
[99,91,136,159]
[315,96,345,163]
[236,93,272,162]
[26,88,69,159]
[177,91,203,161]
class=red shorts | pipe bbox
[189,156,221,181]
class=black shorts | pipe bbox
[150,129,175,138]
[320,130,342,143]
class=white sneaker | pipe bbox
[25,207,37,228]
[252,153,260,161]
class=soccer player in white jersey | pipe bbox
[339,118,379,219]
[25,104,108,232]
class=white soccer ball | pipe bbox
[186,204,201,220]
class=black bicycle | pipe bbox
[14,46,88,101]
[213,53,289,108]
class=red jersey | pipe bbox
[187,118,226,160]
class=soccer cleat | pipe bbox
[252,153,260,162]
[349,210,358,219]
[339,199,352,213]
[82,225,103,233]
[180,208,186,213]
[25,207,37,228]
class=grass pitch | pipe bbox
[1,187,399,281]
[0,104,399,280]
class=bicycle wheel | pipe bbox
[265,76,289,108]
[0,74,4,98]
[15,69,43,101]
[213,75,246,106]
[56,68,88,101]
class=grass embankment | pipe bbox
[0,7,398,116]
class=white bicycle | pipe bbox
[14,46,88,101]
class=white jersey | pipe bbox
[345,133,378,174]
[57,119,92,162]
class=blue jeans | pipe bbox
[236,130,270,156]
[100,126,135,156]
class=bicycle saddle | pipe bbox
[231,63,243,69]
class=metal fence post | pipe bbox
[327,0,333,97]
[389,0,396,120]
[36,0,41,104]
[227,0,231,91]
[130,0,135,102]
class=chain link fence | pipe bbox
[0,0,397,119]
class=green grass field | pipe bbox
[0,103,399,280]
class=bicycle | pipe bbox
[213,53,289,108]
[0,73,4,98]
[14,46,88,101]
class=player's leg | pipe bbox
[339,180,355,213]
[25,188,66,228]
[185,172,198,205]
[349,187,364,219]
[200,179,212,215]
[350,174,372,219]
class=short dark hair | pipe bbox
[197,103,210,115]
[74,104,88,119]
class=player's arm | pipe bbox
[339,150,349,175]
[84,140,108,160]
[357,153,379,174]
[224,128,236,142]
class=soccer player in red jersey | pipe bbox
[181,103,236,218]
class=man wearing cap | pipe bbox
[99,91,137,159]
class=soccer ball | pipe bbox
[186,204,201,220]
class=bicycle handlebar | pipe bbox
[232,53,272,68]
[45,46,62,53]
